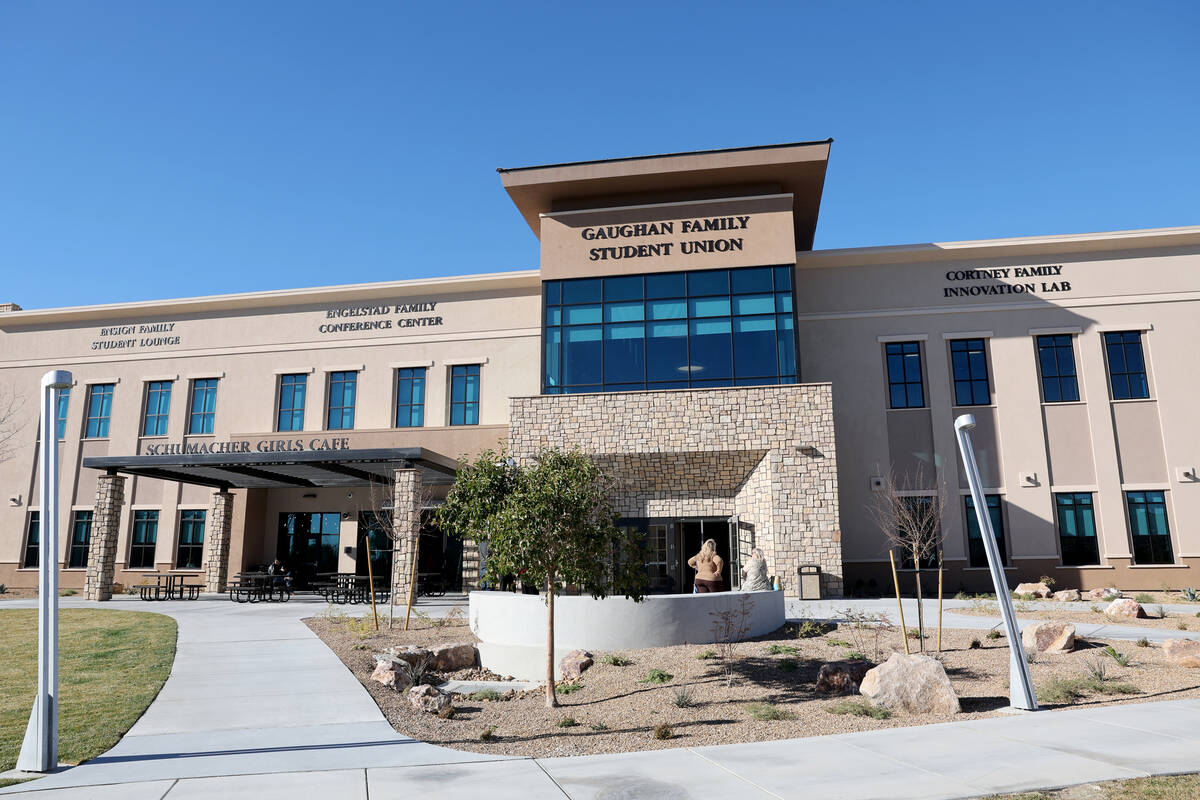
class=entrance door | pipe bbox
[678,518,734,589]
[277,512,341,588]
[356,511,393,584]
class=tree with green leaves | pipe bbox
[437,447,646,707]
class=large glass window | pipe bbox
[1036,335,1080,402]
[177,510,206,569]
[1127,490,1173,565]
[326,371,357,430]
[965,495,1006,568]
[1056,492,1100,566]
[84,384,114,438]
[450,365,480,425]
[23,512,39,568]
[1105,331,1150,400]
[543,266,796,393]
[885,342,925,408]
[129,510,159,568]
[950,338,991,406]
[142,381,172,436]
[55,388,70,440]
[395,368,426,427]
[277,374,307,432]
[187,378,218,434]
[68,510,93,568]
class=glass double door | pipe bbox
[277,512,341,589]
[678,518,739,590]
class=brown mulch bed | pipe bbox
[305,608,1200,758]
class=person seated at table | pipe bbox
[267,559,293,591]
[687,538,725,593]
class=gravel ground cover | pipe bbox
[306,609,1200,758]
[986,773,1200,799]
[956,603,1200,632]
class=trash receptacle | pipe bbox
[798,565,822,600]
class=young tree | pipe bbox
[0,386,26,465]
[437,447,646,708]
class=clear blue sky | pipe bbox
[2,1,1197,310]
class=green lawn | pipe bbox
[0,608,177,772]
[988,773,1200,799]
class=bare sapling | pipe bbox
[709,594,756,687]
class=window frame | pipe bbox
[949,337,992,406]
[55,387,70,440]
[394,367,426,428]
[68,510,93,569]
[1055,492,1101,566]
[177,509,206,570]
[964,494,1007,568]
[83,384,114,439]
[276,373,308,433]
[128,509,159,569]
[1126,490,1174,565]
[1035,334,1081,403]
[141,380,173,437]
[1104,331,1151,400]
[325,371,358,431]
[23,511,40,568]
[187,378,218,435]
[884,341,926,409]
[449,364,480,426]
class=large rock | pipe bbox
[408,683,452,713]
[816,660,872,694]
[370,659,412,690]
[1163,639,1200,668]
[431,642,477,672]
[859,653,961,715]
[1053,589,1082,602]
[1021,622,1076,653]
[1106,598,1146,618]
[1087,587,1121,601]
[1014,582,1052,599]
[559,649,594,680]
[387,645,432,666]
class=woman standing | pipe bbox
[687,538,725,593]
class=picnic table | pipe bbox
[313,572,389,605]
[226,571,291,603]
[138,572,204,601]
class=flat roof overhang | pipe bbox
[498,140,832,250]
[82,447,458,491]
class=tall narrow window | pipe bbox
[141,381,172,436]
[326,371,357,430]
[1036,335,1080,402]
[885,342,925,408]
[965,495,1006,568]
[449,364,480,426]
[23,512,40,568]
[187,378,218,434]
[68,510,93,568]
[55,387,70,439]
[1104,332,1150,400]
[1056,492,1100,566]
[277,374,307,432]
[950,338,991,406]
[1127,490,1173,565]
[129,510,159,568]
[84,384,114,438]
[177,510,206,569]
[394,368,426,427]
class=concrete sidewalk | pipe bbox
[3,595,1200,798]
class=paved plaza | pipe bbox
[3,595,1200,798]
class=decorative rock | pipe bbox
[1021,622,1076,653]
[1163,640,1200,668]
[859,653,961,715]
[559,649,594,680]
[387,645,432,666]
[1087,587,1121,601]
[408,683,452,713]
[1014,582,1052,599]
[370,659,411,690]
[1053,589,1082,602]
[816,660,872,693]
[1106,598,1146,618]
[431,642,477,672]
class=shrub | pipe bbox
[777,658,798,672]
[969,638,982,649]
[745,702,792,721]
[396,653,436,688]
[827,698,891,719]
[1136,637,1150,647]
[838,608,896,662]
[589,722,608,731]
[1084,656,1109,683]
[59,588,77,597]
[601,654,631,667]
[1087,679,1138,695]
[1090,604,1103,614]
[987,629,1003,640]
[653,723,673,739]
[1178,619,1188,631]
[642,669,673,684]
[1181,587,1199,602]
[1038,677,1086,704]
[845,650,869,661]
[826,638,852,648]
[351,643,369,651]
[479,726,498,741]
[1039,575,1057,589]
[437,705,456,719]
[557,717,578,728]
[468,689,504,702]
[794,619,826,638]
[557,682,583,695]
[0,584,7,594]
[906,628,926,640]
[1135,592,1154,604]
[1012,592,1037,602]
[1150,605,1166,619]
[766,644,800,656]
[672,685,694,708]
[1025,648,1038,664]
[710,594,756,687]
[695,649,717,660]
[1103,645,1131,667]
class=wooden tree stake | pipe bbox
[889,548,910,655]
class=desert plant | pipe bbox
[396,653,436,688]
[838,608,896,663]
[1038,677,1086,704]
[778,658,798,672]
[826,638,852,648]
[59,588,77,597]
[1135,592,1154,604]
[906,627,926,640]
[1084,656,1109,683]
[745,702,792,721]
[1181,587,1199,602]
[653,723,673,739]
[1136,637,1150,647]
[766,643,800,656]
[1103,646,1131,667]
[1087,680,1138,695]
[1039,575,1057,589]
[1150,605,1165,619]
[351,643,369,651]
[672,685,694,708]
[557,717,578,728]
[710,594,755,687]
[794,619,827,639]
[0,583,7,594]
[1012,592,1037,602]
[642,669,673,684]
[1091,604,1103,613]
[1025,648,1038,664]
[969,638,982,649]
[468,689,504,702]
[557,681,583,695]
[987,629,1003,640]
[601,654,631,666]
[437,705,456,719]
[1178,619,1188,630]
[479,725,498,741]
[695,649,717,660]
[845,650,869,661]
[827,698,891,719]
[589,722,608,731]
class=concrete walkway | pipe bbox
[2,595,1199,799]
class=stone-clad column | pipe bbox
[84,474,125,601]
[460,539,480,591]
[204,490,234,593]
[390,469,422,604]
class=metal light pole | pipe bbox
[17,370,73,772]
[954,413,1038,711]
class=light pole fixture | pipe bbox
[954,413,1038,711]
[18,370,73,772]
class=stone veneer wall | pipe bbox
[508,385,842,597]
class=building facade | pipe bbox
[1,141,1197,598]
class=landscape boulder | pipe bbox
[1014,582,1052,599]
[816,660,872,694]
[1053,589,1082,602]
[859,653,961,715]
[431,642,477,672]
[559,649,594,680]
[387,645,433,666]
[1087,587,1121,601]
[1106,598,1146,618]
[370,657,412,690]
[408,683,452,713]
[1162,639,1200,668]
[1021,622,1076,653]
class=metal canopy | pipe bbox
[82,447,458,490]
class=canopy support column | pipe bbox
[84,474,125,602]
[205,491,234,593]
